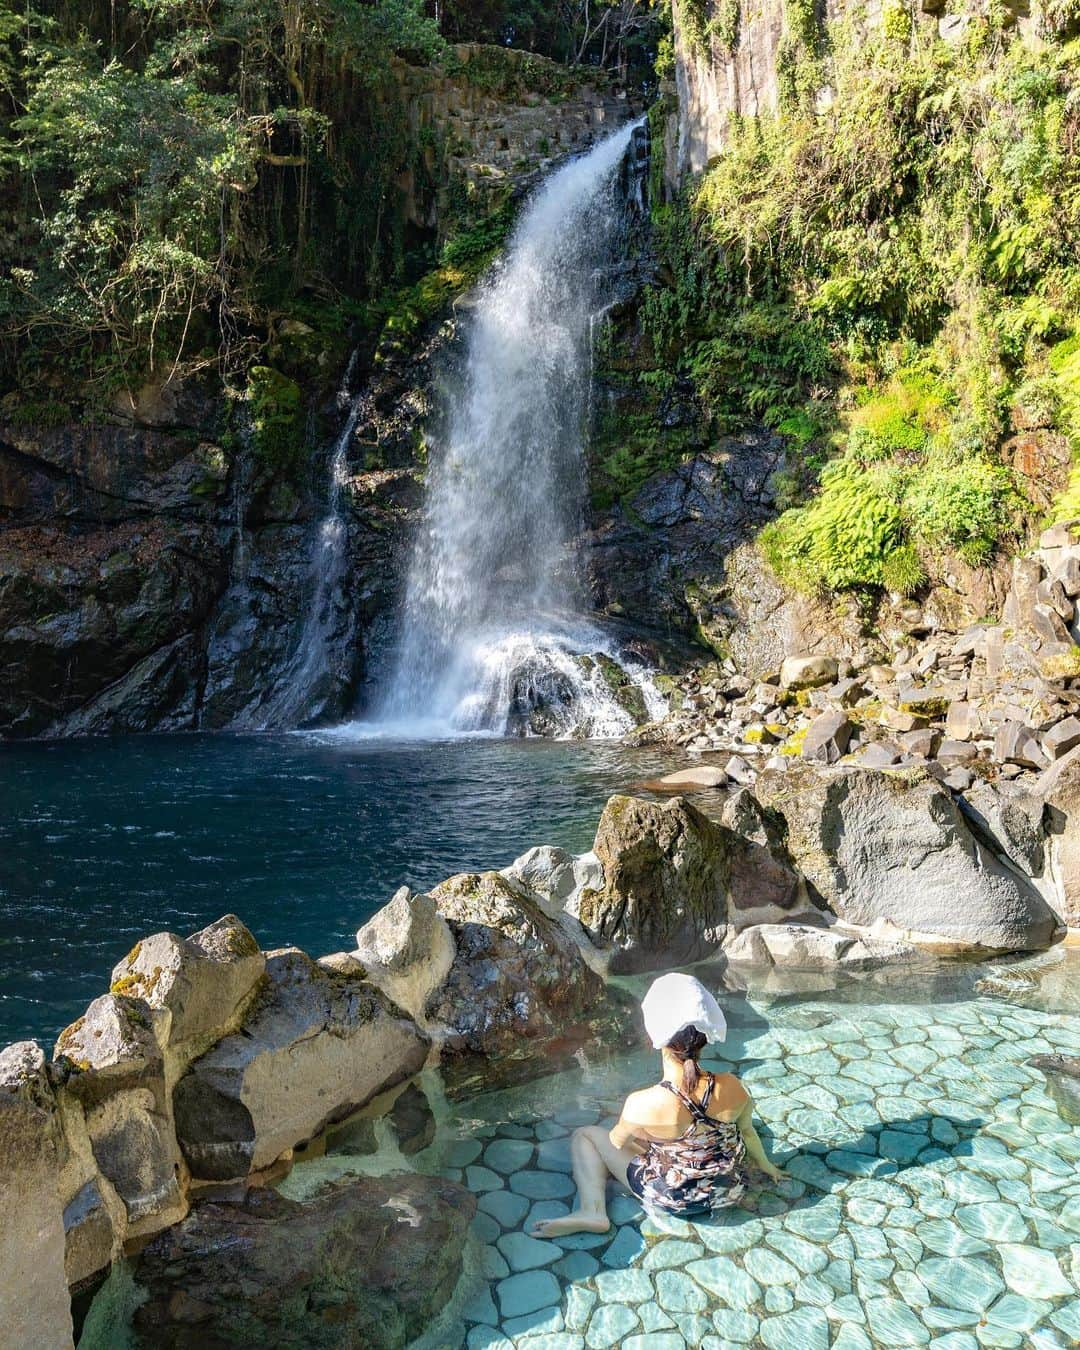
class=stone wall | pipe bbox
[396,45,636,230]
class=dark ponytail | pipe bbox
[665,1023,709,1097]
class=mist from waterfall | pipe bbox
[373,119,662,738]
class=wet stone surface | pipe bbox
[299,961,1079,1348]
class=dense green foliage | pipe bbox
[0,0,453,408]
[0,0,660,416]
[639,12,1080,596]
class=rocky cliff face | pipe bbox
[0,52,637,739]
[663,0,1050,189]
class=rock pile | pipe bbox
[643,526,1080,799]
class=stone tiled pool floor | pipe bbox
[283,961,1080,1350]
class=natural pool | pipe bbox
[0,732,669,1048]
[81,954,1080,1348]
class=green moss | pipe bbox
[247,366,305,474]
[899,698,949,718]
[1040,648,1080,680]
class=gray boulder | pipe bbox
[574,795,805,972]
[780,655,839,690]
[802,710,853,764]
[109,914,265,1064]
[1038,744,1080,926]
[54,995,187,1237]
[173,949,427,1180]
[354,887,456,1027]
[500,845,605,920]
[724,923,921,970]
[961,780,1047,879]
[428,871,604,1053]
[0,1043,73,1350]
[753,765,1059,952]
[129,1173,475,1349]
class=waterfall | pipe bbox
[253,353,359,729]
[371,118,663,739]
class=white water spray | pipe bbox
[374,119,663,739]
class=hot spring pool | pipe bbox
[81,953,1080,1349]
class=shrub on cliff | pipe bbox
[640,13,1079,595]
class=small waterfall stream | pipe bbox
[372,118,663,739]
[254,353,359,728]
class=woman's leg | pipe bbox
[530,1126,639,1237]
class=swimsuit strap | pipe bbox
[660,1078,711,1121]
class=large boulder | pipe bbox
[1037,744,1080,926]
[54,995,187,1237]
[428,871,604,1054]
[354,888,456,1027]
[129,1173,475,1349]
[109,914,265,1065]
[961,780,1047,880]
[753,765,1060,952]
[575,795,806,972]
[0,1043,74,1350]
[172,948,427,1180]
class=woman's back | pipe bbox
[624,1072,750,1216]
[621,1071,748,1141]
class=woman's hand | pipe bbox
[758,1160,785,1182]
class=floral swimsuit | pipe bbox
[626,1075,750,1216]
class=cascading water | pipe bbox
[253,353,359,728]
[372,119,664,739]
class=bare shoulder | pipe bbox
[711,1071,751,1108]
[621,1084,668,1122]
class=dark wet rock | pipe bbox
[0,520,226,737]
[577,794,805,973]
[173,948,427,1181]
[428,871,604,1055]
[129,1173,475,1350]
[388,1082,436,1155]
[1027,1054,1080,1125]
[586,432,878,675]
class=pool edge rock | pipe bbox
[128,1172,476,1349]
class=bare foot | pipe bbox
[530,1213,611,1238]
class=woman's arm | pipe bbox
[735,1093,784,1180]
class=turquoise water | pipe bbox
[267,957,1080,1350]
[0,733,667,1049]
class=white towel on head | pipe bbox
[641,972,727,1049]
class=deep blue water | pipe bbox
[0,731,667,1050]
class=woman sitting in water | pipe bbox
[532,973,783,1236]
